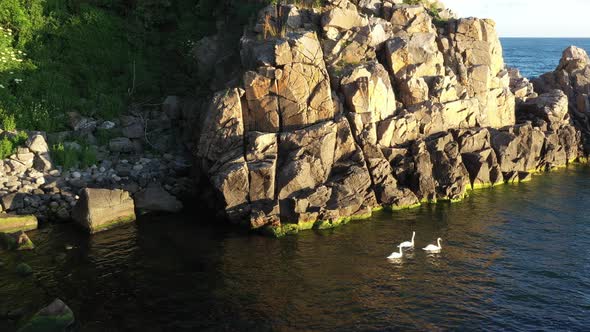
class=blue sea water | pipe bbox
[502,38,590,78]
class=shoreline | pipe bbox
[261,160,589,237]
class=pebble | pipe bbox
[0,132,188,221]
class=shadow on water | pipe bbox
[2,165,590,331]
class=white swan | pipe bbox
[423,238,443,252]
[387,246,404,259]
[398,231,416,249]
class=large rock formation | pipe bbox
[533,46,590,154]
[194,0,586,235]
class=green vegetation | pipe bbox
[95,127,120,146]
[50,142,97,169]
[0,0,276,134]
[0,131,27,159]
[402,0,449,27]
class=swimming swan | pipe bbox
[423,238,442,252]
[387,246,404,259]
[398,231,416,249]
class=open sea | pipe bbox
[502,38,590,78]
[1,39,590,332]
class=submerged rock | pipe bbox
[15,263,32,277]
[17,298,74,332]
[0,231,34,251]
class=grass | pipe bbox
[51,142,97,169]
[0,0,277,133]
[0,130,27,159]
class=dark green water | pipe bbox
[2,166,590,331]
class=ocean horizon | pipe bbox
[501,37,590,78]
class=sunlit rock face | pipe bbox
[195,0,585,234]
[533,46,590,153]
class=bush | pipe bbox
[0,131,27,159]
[0,136,14,159]
[51,142,97,169]
[0,0,279,133]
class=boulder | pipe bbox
[109,137,135,153]
[276,33,334,130]
[409,140,437,202]
[532,46,590,152]
[340,61,396,121]
[0,231,34,251]
[134,184,183,213]
[518,90,570,130]
[67,112,96,132]
[120,116,144,139]
[33,153,53,172]
[243,70,280,133]
[322,1,368,32]
[197,88,245,166]
[162,96,181,120]
[386,33,444,83]
[25,134,49,153]
[246,132,278,204]
[490,123,545,174]
[426,133,470,200]
[72,188,136,234]
[390,4,435,34]
[1,193,25,211]
[210,158,250,221]
[17,299,74,332]
[15,263,33,277]
[454,128,503,188]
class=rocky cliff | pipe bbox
[195,0,584,235]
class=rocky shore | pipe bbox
[194,0,589,236]
[0,96,196,235]
[2,0,590,239]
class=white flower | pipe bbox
[0,85,4,89]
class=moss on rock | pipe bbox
[17,298,74,332]
[0,215,38,233]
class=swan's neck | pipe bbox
[437,239,442,248]
[411,232,415,243]
[399,246,403,254]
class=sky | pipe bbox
[444,0,590,37]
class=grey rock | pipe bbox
[26,134,49,153]
[134,184,183,213]
[1,193,25,211]
[72,188,136,234]
[109,137,134,153]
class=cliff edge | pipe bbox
[194,0,584,235]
